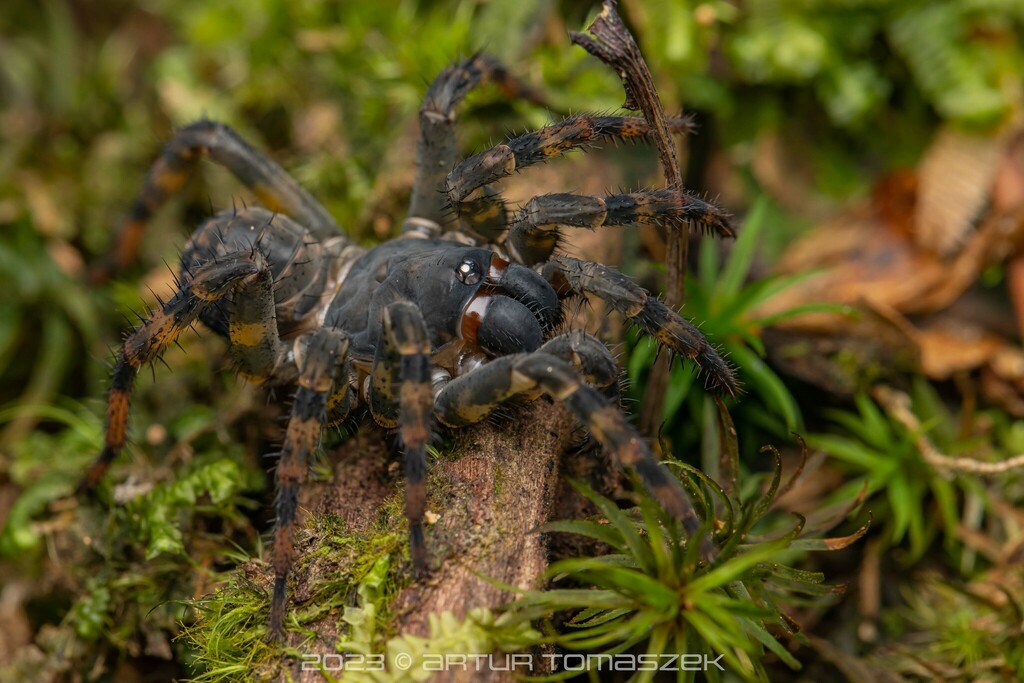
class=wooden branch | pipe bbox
[276,401,579,682]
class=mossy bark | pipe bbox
[281,400,580,683]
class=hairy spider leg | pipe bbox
[365,303,435,573]
[269,328,349,640]
[506,189,733,265]
[370,317,625,575]
[382,302,435,575]
[544,256,739,397]
[455,186,511,242]
[435,353,712,554]
[80,251,284,491]
[367,319,402,430]
[370,328,624,574]
[405,53,544,230]
[444,114,697,208]
[539,330,620,390]
[94,120,343,281]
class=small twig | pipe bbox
[570,2,682,187]
[571,0,685,432]
[873,385,1024,475]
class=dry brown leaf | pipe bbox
[911,319,1004,379]
[762,211,948,331]
[914,126,1002,257]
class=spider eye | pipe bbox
[455,260,483,285]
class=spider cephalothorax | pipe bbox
[83,14,736,640]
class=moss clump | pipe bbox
[0,403,265,680]
[180,511,408,681]
[873,569,1024,680]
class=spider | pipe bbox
[81,36,736,640]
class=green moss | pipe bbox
[376,610,541,683]
[181,510,409,680]
[0,402,266,680]
[874,570,1024,680]
[491,462,507,499]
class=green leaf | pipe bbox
[540,519,628,552]
[729,344,801,431]
[547,559,679,609]
[717,196,767,300]
[739,615,801,669]
[687,541,786,595]
[567,480,657,572]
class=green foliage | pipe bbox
[723,0,1021,128]
[809,378,1024,571]
[874,571,1024,680]
[887,0,1023,126]
[178,566,277,683]
[0,403,100,555]
[181,514,408,681]
[0,225,101,444]
[499,422,867,682]
[0,399,264,678]
[135,457,264,559]
[807,382,963,558]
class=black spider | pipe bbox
[81,36,736,640]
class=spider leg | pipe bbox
[507,189,732,265]
[364,302,434,574]
[380,302,434,574]
[540,329,619,390]
[543,256,738,397]
[367,319,402,430]
[454,186,510,242]
[79,250,284,491]
[405,54,542,231]
[269,328,349,640]
[435,353,711,552]
[445,113,696,207]
[366,302,433,571]
[94,120,343,281]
